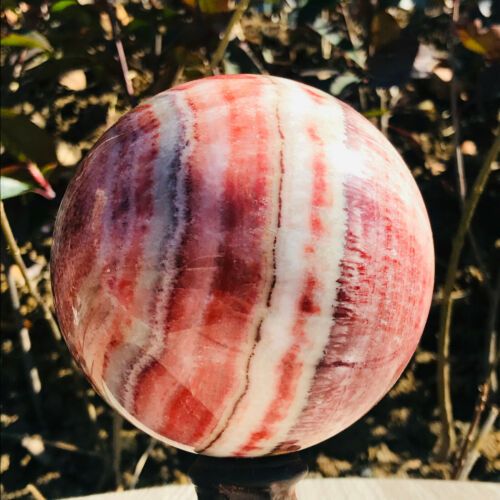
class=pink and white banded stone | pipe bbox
[51,74,434,457]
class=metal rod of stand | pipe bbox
[189,452,307,500]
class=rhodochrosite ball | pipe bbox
[51,75,434,457]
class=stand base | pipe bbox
[188,452,307,500]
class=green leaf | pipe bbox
[0,176,34,200]
[51,0,78,12]
[162,7,180,19]
[1,31,53,52]
[125,19,151,32]
[363,108,390,118]
[1,163,55,200]
[1,109,57,166]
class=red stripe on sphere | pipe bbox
[132,78,279,448]
[276,105,434,452]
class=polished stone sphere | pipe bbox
[51,75,434,457]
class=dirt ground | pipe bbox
[1,2,500,498]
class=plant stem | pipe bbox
[1,202,103,448]
[341,2,362,51]
[450,0,466,202]
[112,413,124,489]
[2,432,100,457]
[449,0,492,296]
[452,381,489,478]
[26,484,47,500]
[1,201,62,342]
[436,131,500,459]
[238,41,269,75]
[457,405,499,480]
[485,274,500,393]
[377,89,389,137]
[4,256,46,429]
[106,1,135,106]
[210,0,250,74]
[129,438,156,489]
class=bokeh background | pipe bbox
[1,0,499,498]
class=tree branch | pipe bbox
[129,438,156,489]
[4,254,46,429]
[106,1,135,106]
[456,404,499,480]
[210,0,250,74]
[1,201,61,342]
[436,131,500,459]
[450,0,466,202]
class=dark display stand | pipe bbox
[189,452,307,499]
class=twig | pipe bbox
[457,405,499,480]
[388,124,422,150]
[341,1,362,51]
[112,413,124,489]
[453,381,490,478]
[341,1,367,111]
[320,9,332,60]
[449,0,492,296]
[467,229,492,293]
[4,256,46,429]
[379,89,389,137]
[12,49,27,79]
[26,484,47,500]
[436,131,500,459]
[1,204,100,450]
[129,438,156,489]
[450,0,466,202]
[210,0,250,74]
[453,254,500,477]
[445,0,497,465]
[2,432,101,457]
[172,64,185,88]
[1,201,61,342]
[359,0,374,56]
[154,32,162,58]
[106,1,135,106]
[238,41,269,75]
[376,89,397,138]
[486,274,500,393]
[1,484,47,500]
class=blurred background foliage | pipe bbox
[1,0,499,498]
